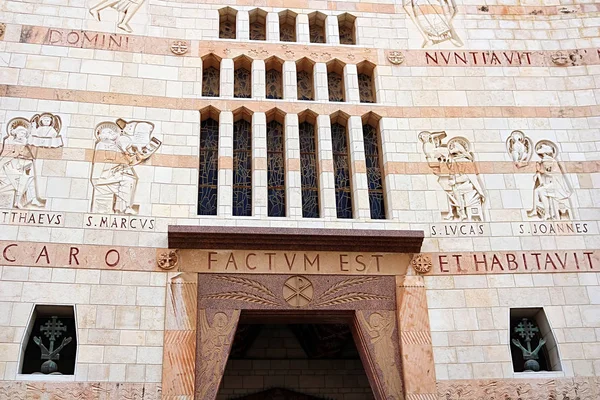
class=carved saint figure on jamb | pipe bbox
[403,0,463,48]
[0,113,64,209]
[419,131,486,222]
[90,119,161,215]
[89,0,145,32]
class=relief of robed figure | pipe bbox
[90,119,161,215]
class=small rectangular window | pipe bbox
[510,308,561,373]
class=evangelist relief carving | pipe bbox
[197,309,240,399]
[89,0,145,33]
[419,131,486,221]
[505,132,573,221]
[90,119,161,214]
[357,310,403,399]
[403,0,463,48]
[0,113,64,209]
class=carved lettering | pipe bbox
[105,249,120,267]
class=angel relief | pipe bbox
[0,113,64,209]
[90,119,161,215]
[419,131,486,221]
[403,0,463,48]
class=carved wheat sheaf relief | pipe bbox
[321,276,379,297]
[211,275,277,298]
[201,291,280,306]
[314,276,389,307]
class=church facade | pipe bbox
[0,0,600,398]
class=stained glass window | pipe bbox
[234,68,251,98]
[280,22,295,42]
[358,73,374,103]
[328,72,344,102]
[331,123,352,219]
[233,119,252,216]
[297,70,314,101]
[338,14,356,45]
[202,66,220,97]
[299,121,319,218]
[267,120,285,217]
[266,69,283,100]
[309,13,326,43]
[198,118,219,215]
[219,8,236,39]
[363,124,385,219]
[250,21,266,40]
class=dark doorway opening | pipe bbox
[217,320,374,400]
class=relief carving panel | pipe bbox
[403,0,463,47]
[89,0,146,33]
[0,382,161,400]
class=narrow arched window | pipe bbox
[309,12,326,43]
[198,114,219,215]
[234,56,252,98]
[363,122,385,219]
[249,9,267,41]
[233,118,252,216]
[267,119,285,217]
[299,118,319,218]
[357,61,376,103]
[331,121,352,218]
[296,58,314,101]
[279,10,297,42]
[202,54,221,97]
[327,60,345,102]
[265,57,283,100]
[219,7,237,39]
[338,13,356,45]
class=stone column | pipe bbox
[347,116,370,219]
[285,113,302,218]
[237,10,249,41]
[217,111,234,216]
[344,63,360,103]
[220,58,234,98]
[316,115,337,218]
[252,59,266,100]
[296,13,310,43]
[283,60,297,101]
[325,15,339,45]
[266,12,279,41]
[396,275,438,399]
[252,111,268,217]
[314,62,329,102]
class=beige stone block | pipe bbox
[487,275,515,288]
[426,290,466,309]
[120,330,146,346]
[108,363,126,382]
[21,282,90,303]
[87,329,120,345]
[2,266,29,281]
[564,328,596,343]
[145,364,162,382]
[104,346,137,363]
[140,307,164,331]
[125,364,146,382]
[453,275,487,289]
[497,288,550,307]
[115,306,141,329]
[145,330,163,346]
[0,282,23,301]
[9,303,32,327]
[473,330,500,345]
[472,363,503,379]
[563,305,583,327]
[87,363,110,381]
[560,343,585,360]
[465,289,499,307]
[0,327,15,342]
[122,271,151,286]
[447,331,473,346]
[428,309,454,331]
[580,305,600,327]
[100,271,122,285]
[77,345,104,363]
[572,360,595,376]
[51,268,76,283]
[149,272,167,287]
[453,308,478,331]
[96,305,116,329]
[28,268,52,282]
[136,286,165,306]
[0,303,11,326]
[563,287,590,305]
[76,270,101,284]
[447,364,473,379]
[91,286,136,305]
[456,346,484,363]
[483,345,511,362]
[136,346,163,364]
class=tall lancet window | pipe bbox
[363,118,385,219]
[198,110,220,215]
[233,115,252,216]
[331,117,352,219]
[267,115,285,217]
[299,113,319,218]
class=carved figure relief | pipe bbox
[283,276,314,307]
[197,309,239,399]
[419,131,486,221]
[357,311,403,398]
[157,250,179,270]
[527,140,572,220]
[0,113,64,209]
[506,130,533,168]
[403,0,463,48]
[411,254,432,274]
[90,119,161,214]
[89,0,146,33]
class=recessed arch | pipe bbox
[337,13,356,45]
[265,56,284,100]
[357,60,376,103]
[249,8,267,41]
[296,58,315,101]
[219,7,237,39]
[232,107,253,216]
[298,109,320,218]
[279,10,297,42]
[330,111,352,219]
[266,108,286,217]
[232,106,254,122]
[202,54,222,97]
[327,59,346,102]
[298,109,318,126]
[361,112,385,219]
[234,55,253,99]
[308,11,326,43]
[198,106,221,215]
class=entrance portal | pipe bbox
[217,321,375,399]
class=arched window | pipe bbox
[308,12,326,43]
[296,58,315,101]
[198,107,220,215]
[357,61,376,103]
[219,7,237,39]
[233,109,253,216]
[299,111,319,218]
[249,8,267,41]
[266,110,286,217]
[265,57,283,100]
[234,55,252,99]
[362,114,385,219]
[331,113,352,219]
[279,10,297,42]
[202,54,221,97]
[327,59,345,102]
[337,13,356,45]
